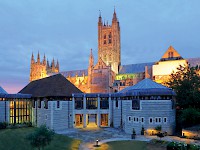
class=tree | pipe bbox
[165,65,200,128]
[165,65,200,109]
[26,125,55,150]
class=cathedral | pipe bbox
[29,10,200,93]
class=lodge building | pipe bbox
[0,74,176,135]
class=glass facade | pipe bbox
[10,99,32,124]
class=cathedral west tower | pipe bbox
[98,9,121,74]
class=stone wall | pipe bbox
[122,99,175,135]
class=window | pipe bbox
[100,98,109,109]
[57,101,60,108]
[149,117,153,124]
[133,117,139,123]
[86,97,97,109]
[115,100,118,108]
[155,117,162,124]
[75,98,83,109]
[38,100,41,108]
[132,100,140,110]
[104,34,106,39]
[44,100,48,109]
[128,116,131,122]
[141,117,144,123]
[32,100,35,108]
[163,117,167,123]
[104,40,106,44]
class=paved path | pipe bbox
[57,128,200,150]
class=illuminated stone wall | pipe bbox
[153,59,188,83]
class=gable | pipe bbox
[93,57,109,70]
[160,46,183,61]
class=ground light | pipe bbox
[94,139,100,147]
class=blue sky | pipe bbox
[0,0,200,93]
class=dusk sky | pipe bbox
[0,0,200,93]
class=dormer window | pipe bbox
[168,52,174,58]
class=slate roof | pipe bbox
[60,69,88,77]
[119,62,155,74]
[56,58,199,77]
[0,86,7,94]
[19,74,82,97]
[187,58,200,67]
[119,78,175,96]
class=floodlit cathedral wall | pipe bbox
[152,46,188,84]
[29,11,200,93]
[30,52,59,82]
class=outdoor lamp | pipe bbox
[96,139,99,146]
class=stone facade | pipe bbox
[27,79,176,136]
[30,52,59,82]
[28,10,200,93]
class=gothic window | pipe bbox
[108,32,112,44]
[108,32,112,38]
[171,52,174,57]
[168,52,174,58]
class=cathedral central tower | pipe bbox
[98,9,121,74]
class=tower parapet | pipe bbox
[98,9,121,74]
[30,52,59,82]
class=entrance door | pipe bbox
[101,114,108,126]
[87,114,97,127]
[75,114,83,127]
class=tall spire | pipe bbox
[47,59,49,68]
[89,48,94,67]
[43,54,46,65]
[56,59,59,71]
[37,51,40,64]
[52,58,55,69]
[31,52,35,64]
[112,7,117,22]
[98,10,102,26]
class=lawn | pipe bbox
[97,140,166,150]
[0,127,81,150]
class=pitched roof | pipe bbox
[160,46,183,61]
[119,62,154,74]
[60,69,88,77]
[187,57,200,67]
[119,78,175,96]
[19,74,82,97]
[0,86,7,94]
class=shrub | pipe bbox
[141,126,145,135]
[0,122,8,129]
[155,125,162,132]
[26,125,55,150]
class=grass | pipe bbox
[0,127,81,150]
[97,140,167,150]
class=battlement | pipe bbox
[30,52,59,82]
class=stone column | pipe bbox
[97,94,100,127]
[83,94,87,128]
[108,94,111,127]
[72,94,75,128]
